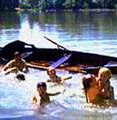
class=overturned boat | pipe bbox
[0,38,117,74]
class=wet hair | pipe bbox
[47,69,56,75]
[37,82,47,89]
[82,77,92,90]
[14,51,21,57]
[16,73,25,81]
[98,67,112,80]
[82,74,94,90]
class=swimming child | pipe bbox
[47,68,72,84]
[3,51,28,75]
[32,82,61,107]
[96,67,114,100]
[82,67,114,106]
[47,68,62,83]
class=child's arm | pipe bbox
[97,85,111,99]
[32,93,40,106]
[3,60,13,71]
[110,86,115,100]
[32,96,38,104]
[47,92,61,96]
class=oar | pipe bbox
[49,54,72,69]
[44,37,88,74]
[21,51,33,59]
[27,62,88,74]
[83,62,117,75]
[27,63,48,70]
[44,36,68,51]
[83,66,100,74]
[63,76,72,81]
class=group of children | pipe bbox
[2,51,66,107]
[82,67,115,106]
[2,51,116,107]
[33,67,116,107]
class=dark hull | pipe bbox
[29,48,117,66]
[0,40,117,74]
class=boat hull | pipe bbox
[1,40,117,74]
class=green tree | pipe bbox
[28,0,39,8]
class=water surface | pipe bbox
[0,11,117,56]
[0,11,117,120]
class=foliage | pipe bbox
[23,0,117,10]
[0,0,117,11]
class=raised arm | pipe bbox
[47,92,61,96]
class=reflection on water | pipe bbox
[0,12,20,29]
[0,11,117,119]
[0,11,117,56]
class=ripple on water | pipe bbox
[0,69,117,120]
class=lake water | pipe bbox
[0,11,117,120]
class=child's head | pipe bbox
[14,51,22,62]
[37,82,47,89]
[14,51,20,57]
[37,82,47,96]
[82,74,96,90]
[98,67,112,82]
[47,68,56,76]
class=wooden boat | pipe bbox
[0,37,117,74]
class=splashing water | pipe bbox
[1,68,117,120]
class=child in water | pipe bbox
[3,51,28,75]
[96,67,114,100]
[47,68,62,83]
[47,68,72,84]
[82,67,114,106]
[32,82,61,107]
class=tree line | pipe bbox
[0,0,117,11]
[20,0,117,11]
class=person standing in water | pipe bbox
[82,67,114,106]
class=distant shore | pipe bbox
[14,7,117,13]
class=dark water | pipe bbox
[0,11,117,120]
